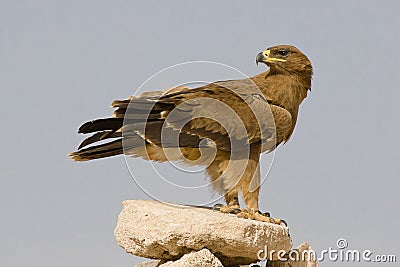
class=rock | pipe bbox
[160,248,223,267]
[266,242,318,267]
[134,249,224,267]
[114,200,292,266]
[135,261,161,267]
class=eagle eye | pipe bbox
[278,50,289,56]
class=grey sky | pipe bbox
[1,1,399,266]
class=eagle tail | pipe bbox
[69,115,152,161]
[70,117,125,161]
[78,118,123,134]
[70,92,184,162]
[69,139,123,161]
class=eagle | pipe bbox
[70,45,313,224]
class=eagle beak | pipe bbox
[256,50,270,65]
[256,49,287,65]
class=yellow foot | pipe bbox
[213,204,287,226]
[237,210,286,225]
[213,203,243,214]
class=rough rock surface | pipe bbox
[114,200,291,266]
[266,242,318,267]
[134,243,318,267]
[160,248,223,267]
[135,261,160,267]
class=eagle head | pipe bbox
[256,45,313,76]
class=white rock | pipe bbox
[266,242,318,267]
[114,200,292,266]
[135,261,160,267]
[160,248,223,267]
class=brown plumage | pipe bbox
[70,45,313,217]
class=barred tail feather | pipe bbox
[69,139,123,161]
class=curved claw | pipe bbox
[212,203,224,211]
[272,218,288,226]
[228,208,242,214]
[259,211,270,217]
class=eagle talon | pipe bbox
[259,211,271,217]
[216,204,242,214]
[228,208,242,214]
[212,203,224,211]
[268,218,288,226]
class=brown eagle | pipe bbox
[70,45,313,223]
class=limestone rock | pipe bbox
[114,200,291,266]
[266,242,318,267]
[160,248,223,267]
[135,261,161,267]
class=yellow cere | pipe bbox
[263,49,287,62]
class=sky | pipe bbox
[1,1,399,266]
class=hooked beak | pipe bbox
[256,50,270,65]
[256,49,287,65]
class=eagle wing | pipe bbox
[70,78,292,162]
[141,79,279,151]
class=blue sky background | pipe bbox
[1,1,399,266]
